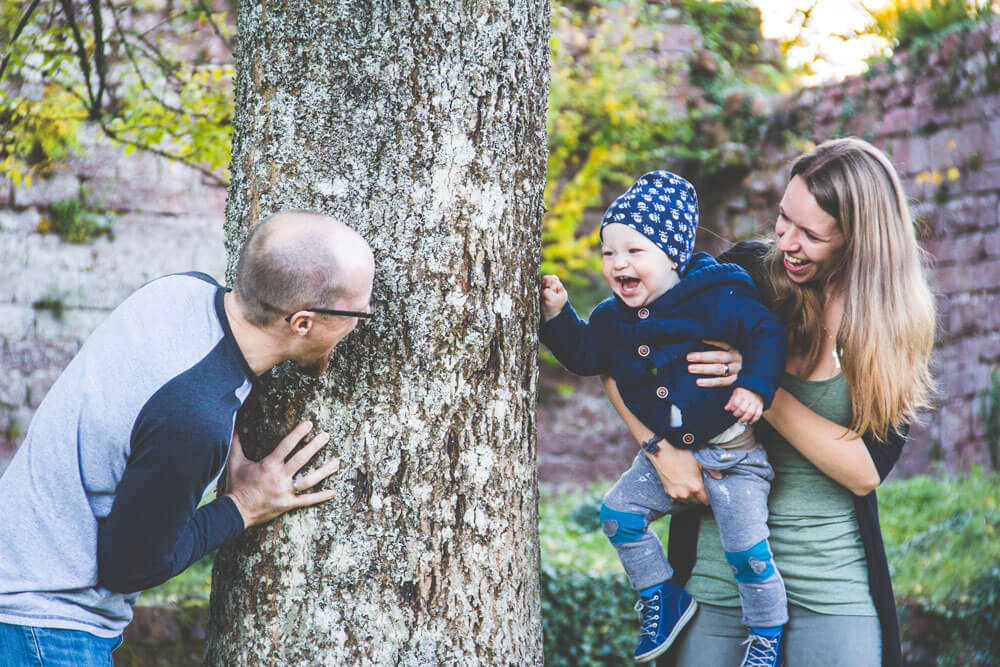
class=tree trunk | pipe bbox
[205,1,549,665]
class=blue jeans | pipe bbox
[0,622,122,666]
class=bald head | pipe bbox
[233,211,374,327]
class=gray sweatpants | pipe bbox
[673,603,881,666]
[601,442,788,628]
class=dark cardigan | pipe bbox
[665,241,904,667]
[540,252,786,449]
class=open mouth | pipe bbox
[784,253,811,272]
[616,276,641,296]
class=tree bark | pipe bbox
[206,1,549,665]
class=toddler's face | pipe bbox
[601,223,679,308]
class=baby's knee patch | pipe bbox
[724,539,775,583]
[599,504,646,545]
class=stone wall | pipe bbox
[717,18,1000,477]
[0,131,227,472]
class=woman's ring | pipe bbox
[723,363,730,376]
[291,477,299,493]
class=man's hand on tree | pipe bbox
[225,421,340,528]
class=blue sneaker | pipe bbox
[633,582,698,663]
[740,629,784,667]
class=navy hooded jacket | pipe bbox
[540,252,787,449]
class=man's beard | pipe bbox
[297,351,333,378]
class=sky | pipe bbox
[751,0,892,84]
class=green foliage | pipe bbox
[541,564,634,666]
[43,189,113,243]
[881,467,1000,607]
[543,0,791,288]
[31,294,66,320]
[678,0,764,68]
[981,367,1000,468]
[1,1,233,186]
[143,553,214,605]
[0,3,83,186]
[568,491,605,533]
[866,0,998,51]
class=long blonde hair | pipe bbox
[765,137,936,441]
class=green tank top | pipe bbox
[685,372,877,616]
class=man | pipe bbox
[0,211,375,664]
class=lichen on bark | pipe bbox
[207,1,549,664]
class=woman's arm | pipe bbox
[764,388,882,496]
[602,376,713,505]
[690,342,889,495]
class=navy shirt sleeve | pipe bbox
[97,374,245,594]
[713,284,787,407]
[539,301,609,376]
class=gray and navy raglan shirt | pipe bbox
[0,273,254,637]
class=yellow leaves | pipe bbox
[36,217,51,233]
[915,166,962,184]
[916,169,943,184]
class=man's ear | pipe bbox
[286,311,314,335]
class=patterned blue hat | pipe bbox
[600,170,699,273]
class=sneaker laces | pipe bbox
[741,633,780,667]
[634,593,661,638]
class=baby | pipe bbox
[540,171,788,666]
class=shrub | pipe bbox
[541,564,634,666]
[867,0,998,51]
[43,189,113,243]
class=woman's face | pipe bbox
[775,175,846,285]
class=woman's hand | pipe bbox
[601,375,722,505]
[687,339,743,388]
[644,443,720,506]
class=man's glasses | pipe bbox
[284,306,375,323]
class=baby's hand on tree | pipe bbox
[726,387,764,424]
[541,275,568,321]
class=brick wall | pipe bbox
[717,18,1000,477]
[0,130,227,472]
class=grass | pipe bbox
[880,466,1000,608]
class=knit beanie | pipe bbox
[599,170,699,273]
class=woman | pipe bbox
[603,137,935,666]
